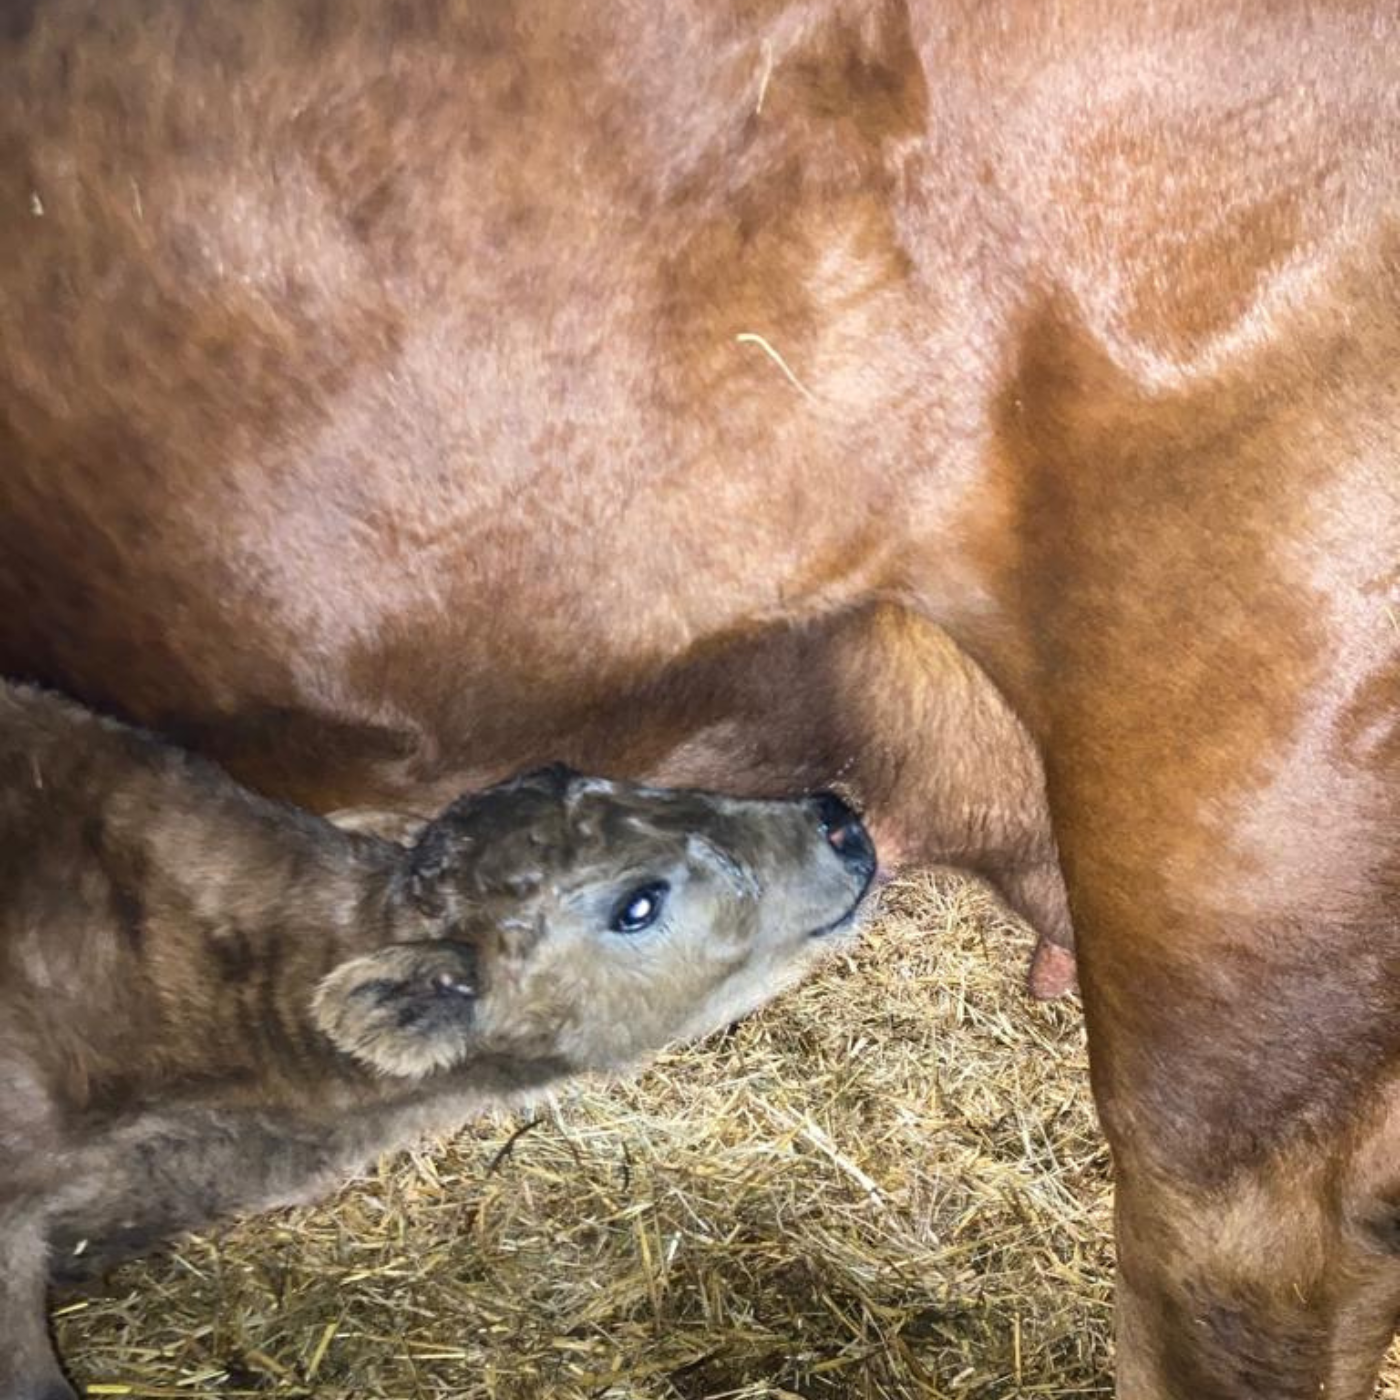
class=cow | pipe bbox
[0,678,876,1400]
[1,1,1397,1394]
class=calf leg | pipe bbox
[22,1119,359,1392]
[0,1201,73,1400]
[45,1110,360,1275]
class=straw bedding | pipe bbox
[52,873,1400,1398]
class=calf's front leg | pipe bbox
[0,1201,73,1400]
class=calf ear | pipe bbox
[312,941,480,1077]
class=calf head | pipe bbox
[314,767,875,1078]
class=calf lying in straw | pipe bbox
[0,680,876,1400]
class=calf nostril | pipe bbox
[812,790,871,865]
[813,791,855,831]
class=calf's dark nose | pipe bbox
[811,791,875,873]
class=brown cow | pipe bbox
[0,1,1398,1394]
[0,679,875,1400]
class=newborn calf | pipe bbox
[0,681,874,1400]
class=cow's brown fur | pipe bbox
[0,681,873,1400]
[1,1,1398,1393]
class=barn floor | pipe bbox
[53,875,1400,1399]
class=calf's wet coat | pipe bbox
[0,682,873,1400]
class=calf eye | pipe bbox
[610,881,669,934]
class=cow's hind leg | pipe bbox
[1074,883,1400,1399]
[0,1200,74,1400]
[1112,1116,1400,1400]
